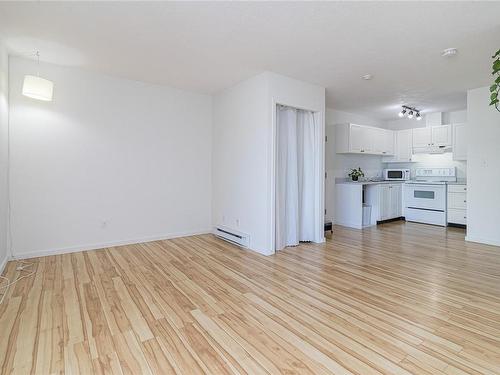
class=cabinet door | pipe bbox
[390,184,402,218]
[431,125,452,146]
[383,130,395,155]
[412,127,432,148]
[453,123,467,160]
[379,185,391,220]
[349,124,364,153]
[371,128,385,154]
[397,129,413,162]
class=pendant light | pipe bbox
[22,51,54,101]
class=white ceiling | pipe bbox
[0,2,499,120]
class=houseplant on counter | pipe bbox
[348,167,364,182]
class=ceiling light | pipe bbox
[22,51,54,101]
[441,48,458,57]
[398,105,421,120]
[361,74,373,80]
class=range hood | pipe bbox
[413,145,451,154]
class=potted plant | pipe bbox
[348,167,364,182]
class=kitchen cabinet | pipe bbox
[348,124,370,153]
[448,184,467,226]
[453,123,467,161]
[383,129,413,163]
[336,123,395,155]
[432,125,452,146]
[412,127,432,148]
[412,125,452,151]
[379,183,402,221]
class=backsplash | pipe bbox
[383,152,467,180]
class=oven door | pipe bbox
[404,184,446,211]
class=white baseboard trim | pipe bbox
[465,235,500,247]
[0,255,8,276]
[11,228,213,260]
[335,221,363,230]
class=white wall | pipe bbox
[212,72,325,255]
[0,43,8,272]
[466,87,500,246]
[212,73,270,254]
[9,57,213,258]
[325,109,386,222]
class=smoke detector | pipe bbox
[361,74,373,80]
[441,48,458,57]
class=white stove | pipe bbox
[404,168,457,226]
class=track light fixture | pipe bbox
[398,105,421,120]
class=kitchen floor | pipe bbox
[1,221,499,374]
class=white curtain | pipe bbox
[276,105,317,251]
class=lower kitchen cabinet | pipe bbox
[379,183,402,221]
[448,184,467,226]
[365,183,403,223]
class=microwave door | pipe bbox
[387,171,403,180]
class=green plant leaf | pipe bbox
[494,49,500,58]
[491,92,498,101]
[496,76,500,84]
[491,84,498,92]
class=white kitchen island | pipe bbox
[335,179,404,229]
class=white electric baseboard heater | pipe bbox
[213,226,249,248]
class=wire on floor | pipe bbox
[0,260,36,305]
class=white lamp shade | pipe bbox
[22,75,54,101]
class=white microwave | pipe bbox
[384,168,410,181]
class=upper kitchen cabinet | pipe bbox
[412,125,452,152]
[432,125,452,146]
[453,123,467,160]
[412,127,432,148]
[383,129,413,163]
[336,123,394,155]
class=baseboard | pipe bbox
[11,228,213,260]
[465,235,500,247]
[0,255,8,276]
[335,221,363,230]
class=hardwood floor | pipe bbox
[1,221,500,374]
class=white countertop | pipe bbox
[335,179,405,185]
[446,179,467,185]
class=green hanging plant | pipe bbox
[490,48,500,112]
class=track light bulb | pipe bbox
[398,110,405,118]
[416,112,422,120]
[408,110,414,119]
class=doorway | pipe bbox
[274,104,322,251]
